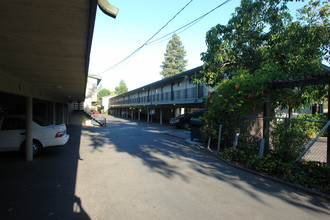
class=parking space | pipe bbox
[0,124,88,219]
[0,91,73,161]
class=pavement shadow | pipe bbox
[0,125,90,219]
[82,116,329,215]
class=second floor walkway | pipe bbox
[109,66,208,108]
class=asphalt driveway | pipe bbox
[0,116,329,219]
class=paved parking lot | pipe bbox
[0,115,329,219]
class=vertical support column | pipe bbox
[196,83,199,99]
[217,124,222,153]
[138,109,141,121]
[52,102,56,125]
[180,108,184,115]
[160,109,163,125]
[67,103,70,125]
[327,84,330,164]
[62,104,65,123]
[263,91,271,153]
[26,96,33,162]
[147,109,149,122]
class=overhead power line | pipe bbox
[147,0,232,46]
[97,0,194,75]
[97,0,232,75]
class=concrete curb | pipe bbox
[187,139,330,201]
[164,132,191,141]
[89,115,104,127]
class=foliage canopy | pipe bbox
[160,33,188,78]
[115,79,128,95]
[195,0,330,154]
[194,0,329,117]
[97,88,113,100]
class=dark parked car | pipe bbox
[169,113,188,128]
[185,110,205,128]
[169,110,205,129]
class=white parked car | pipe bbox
[0,115,69,155]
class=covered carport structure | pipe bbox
[0,1,118,161]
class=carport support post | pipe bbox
[160,109,163,125]
[263,91,271,153]
[66,103,70,125]
[52,102,56,124]
[147,109,149,122]
[138,110,141,121]
[26,96,33,161]
[217,124,222,153]
[62,104,65,123]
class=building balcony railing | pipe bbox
[109,86,206,107]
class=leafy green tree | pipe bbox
[97,88,112,100]
[297,0,329,63]
[196,0,329,147]
[195,0,329,110]
[195,0,292,87]
[268,0,329,110]
[160,33,188,78]
[115,79,128,95]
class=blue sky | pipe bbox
[88,0,308,92]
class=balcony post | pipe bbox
[147,109,149,122]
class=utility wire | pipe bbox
[147,0,232,46]
[145,16,203,46]
[97,0,194,75]
[97,0,232,75]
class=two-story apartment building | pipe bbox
[108,66,209,124]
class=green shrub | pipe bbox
[280,161,330,194]
[223,148,248,165]
[246,154,280,175]
[271,119,310,162]
[295,113,327,137]
[222,147,330,194]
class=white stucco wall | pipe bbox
[101,95,111,112]
[84,75,101,115]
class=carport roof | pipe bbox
[270,64,330,89]
[0,1,98,103]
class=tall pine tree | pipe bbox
[160,33,188,78]
[115,79,128,95]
